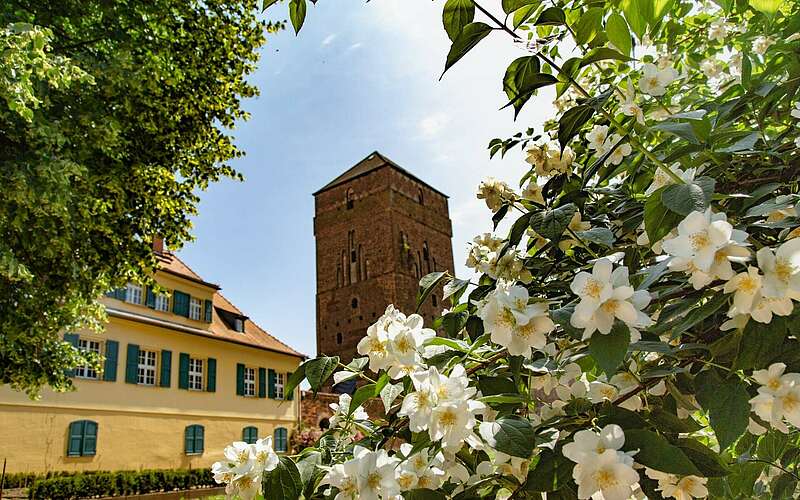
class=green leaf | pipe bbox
[513,4,539,29]
[404,489,448,500]
[525,450,574,492]
[579,47,633,67]
[661,176,715,216]
[653,122,700,144]
[589,323,630,375]
[529,203,577,240]
[677,438,729,477]
[417,271,448,311]
[644,186,682,243]
[509,212,535,246]
[502,0,538,15]
[443,0,475,41]
[695,370,750,450]
[535,7,566,25]
[574,7,604,45]
[669,293,728,338]
[749,0,783,16]
[623,429,701,476]
[491,416,537,458]
[606,13,632,56]
[503,56,541,116]
[558,105,595,149]
[262,0,280,10]
[649,408,702,433]
[289,0,307,35]
[735,315,788,370]
[478,376,518,395]
[350,383,377,413]
[305,356,339,393]
[380,382,403,412]
[295,451,322,485]
[442,22,492,77]
[620,0,648,39]
[263,456,302,500]
[443,278,470,303]
[577,227,615,247]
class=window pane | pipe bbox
[244,367,255,396]
[75,339,101,379]
[189,358,203,391]
[126,284,143,305]
[137,349,157,386]
[189,298,202,320]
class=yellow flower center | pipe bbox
[369,338,386,356]
[739,276,759,294]
[367,471,381,489]
[438,408,458,427]
[414,456,427,469]
[237,450,250,462]
[417,476,431,489]
[500,308,517,328]
[395,336,412,354]
[583,279,603,299]
[768,378,781,391]
[601,387,616,399]
[398,475,414,489]
[594,468,619,489]
[238,476,253,489]
[690,232,711,251]
[781,391,800,412]
[601,300,620,315]
[775,259,793,283]
[415,391,430,408]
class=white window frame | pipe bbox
[154,293,169,312]
[188,358,204,391]
[75,338,101,380]
[189,297,202,321]
[275,372,285,400]
[243,367,256,397]
[126,283,143,305]
[137,349,157,386]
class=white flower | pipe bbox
[522,179,545,204]
[749,363,800,433]
[477,177,516,212]
[570,259,652,339]
[640,63,678,96]
[396,444,446,491]
[478,282,555,357]
[700,57,724,79]
[357,311,393,372]
[723,266,763,315]
[662,209,750,279]
[749,292,794,324]
[708,18,728,42]
[329,393,368,428]
[752,36,774,56]
[562,424,626,463]
[604,134,632,165]
[322,459,360,500]
[430,399,484,451]
[564,426,638,500]
[527,142,575,177]
[354,446,401,500]
[586,124,610,152]
[792,102,800,119]
[644,164,696,196]
[558,212,592,251]
[756,239,800,300]
[212,437,279,500]
[646,469,709,500]
[619,79,645,125]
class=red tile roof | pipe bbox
[155,253,305,358]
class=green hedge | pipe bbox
[1,471,82,489]
[26,468,214,499]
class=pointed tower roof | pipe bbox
[313,151,448,198]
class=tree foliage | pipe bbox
[0,1,271,396]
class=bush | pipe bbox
[26,468,215,499]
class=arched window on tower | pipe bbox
[423,242,431,274]
[417,188,424,205]
[346,188,354,209]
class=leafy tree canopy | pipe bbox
[0,0,272,396]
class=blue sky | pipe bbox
[178,1,555,357]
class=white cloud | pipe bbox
[347,42,363,51]
[321,33,337,46]
[418,112,450,138]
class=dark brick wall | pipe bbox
[313,162,455,366]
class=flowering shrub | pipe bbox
[216,0,800,497]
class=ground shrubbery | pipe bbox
[24,468,214,499]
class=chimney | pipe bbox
[152,237,165,255]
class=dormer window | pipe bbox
[125,283,143,305]
[233,318,244,332]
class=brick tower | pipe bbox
[313,151,455,378]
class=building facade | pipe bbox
[0,246,304,473]
[313,151,454,383]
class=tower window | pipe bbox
[432,294,438,307]
[346,188,354,209]
[417,188,424,204]
[351,298,358,309]
[336,333,343,345]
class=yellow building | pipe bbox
[0,246,305,473]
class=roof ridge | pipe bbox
[215,290,305,357]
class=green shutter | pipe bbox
[125,344,140,384]
[242,426,258,444]
[104,290,115,298]
[178,353,190,390]
[64,334,79,377]
[82,421,98,456]
[195,425,204,453]
[114,287,127,301]
[274,428,288,452]
[206,358,216,392]
[146,287,156,308]
[103,340,119,382]
[184,425,194,454]
[259,368,268,398]
[160,350,172,387]
[172,291,190,317]
[286,372,294,400]
[67,421,84,457]
[204,299,213,323]
[236,363,245,396]
[267,369,276,399]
